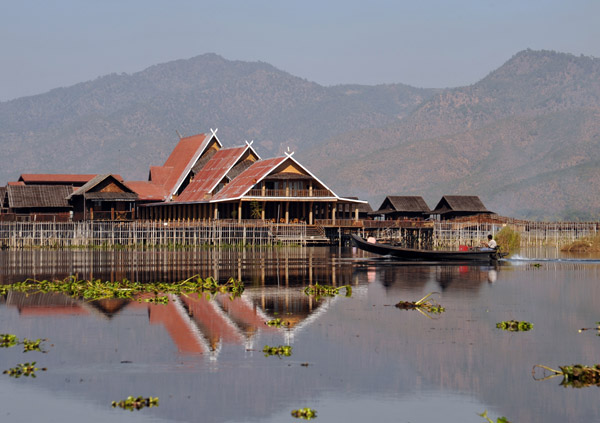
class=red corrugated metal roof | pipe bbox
[149,166,173,187]
[211,157,287,201]
[159,133,216,198]
[176,146,248,202]
[126,181,168,201]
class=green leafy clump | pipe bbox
[291,408,317,419]
[479,410,511,423]
[303,283,351,300]
[395,292,445,317]
[494,226,521,255]
[3,362,47,378]
[0,275,244,303]
[533,364,600,388]
[263,345,292,357]
[496,320,533,332]
[0,334,46,352]
[112,396,159,411]
[0,334,18,348]
[265,318,290,328]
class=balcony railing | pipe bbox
[247,189,333,198]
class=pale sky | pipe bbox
[1,0,599,101]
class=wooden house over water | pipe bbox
[134,130,366,224]
[68,174,138,221]
[430,195,494,220]
[3,185,72,221]
[373,196,431,220]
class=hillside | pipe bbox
[307,50,600,220]
[1,50,600,220]
[0,53,433,183]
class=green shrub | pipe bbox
[494,226,521,254]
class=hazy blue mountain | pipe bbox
[1,50,599,220]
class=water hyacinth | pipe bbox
[263,345,292,357]
[265,318,290,327]
[496,320,533,332]
[3,362,47,378]
[303,283,352,299]
[0,275,244,303]
[395,292,445,317]
[533,364,600,388]
[291,408,317,419]
[112,396,159,411]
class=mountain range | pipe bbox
[1,49,599,220]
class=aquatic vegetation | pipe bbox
[263,345,292,357]
[265,318,290,327]
[496,320,533,332]
[494,226,521,255]
[291,408,317,419]
[479,410,511,423]
[112,396,159,411]
[395,292,445,317]
[579,322,600,335]
[561,235,600,252]
[3,362,47,378]
[0,275,244,303]
[0,334,46,352]
[303,283,352,299]
[0,334,18,348]
[533,364,600,388]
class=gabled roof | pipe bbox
[431,195,490,214]
[211,155,341,203]
[154,132,222,199]
[126,181,168,202]
[176,145,257,203]
[68,174,137,200]
[7,185,72,209]
[377,196,431,213]
[18,174,122,185]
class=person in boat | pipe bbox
[480,234,497,250]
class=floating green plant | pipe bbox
[533,364,600,388]
[0,334,18,348]
[0,275,244,303]
[291,408,317,419]
[303,283,352,299]
[496,320,533,332]
[479,410,511,423]
[263,345,292,357]
[265,318,290,327]
[0,334,47,352]
[3,362,47,378]
[395,292,445,317]
[111,396,159,411]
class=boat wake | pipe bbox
[505,255,600,264]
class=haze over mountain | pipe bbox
[1,50,599,220]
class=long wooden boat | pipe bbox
[351,234,505,262]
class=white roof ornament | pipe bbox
[210,128,218,138]
[285,146,294,158]
[245,140,254,146]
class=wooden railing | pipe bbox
[247,189,332,198]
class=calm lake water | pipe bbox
[1,247,600,423]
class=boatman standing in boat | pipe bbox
[481,234,497,250]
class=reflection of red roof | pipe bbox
[176,146,248,202]
[18,174,123,185]
[211,157,286,201]
[154,133,215,199]
[126,181,168,201]
[19,306,89,316]
[148,297,207,354]
[180,296,244,344]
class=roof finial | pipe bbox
[285,146,294,158]
[176,130,183,140]
[210,128,218,138]
[245,140,254,146]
